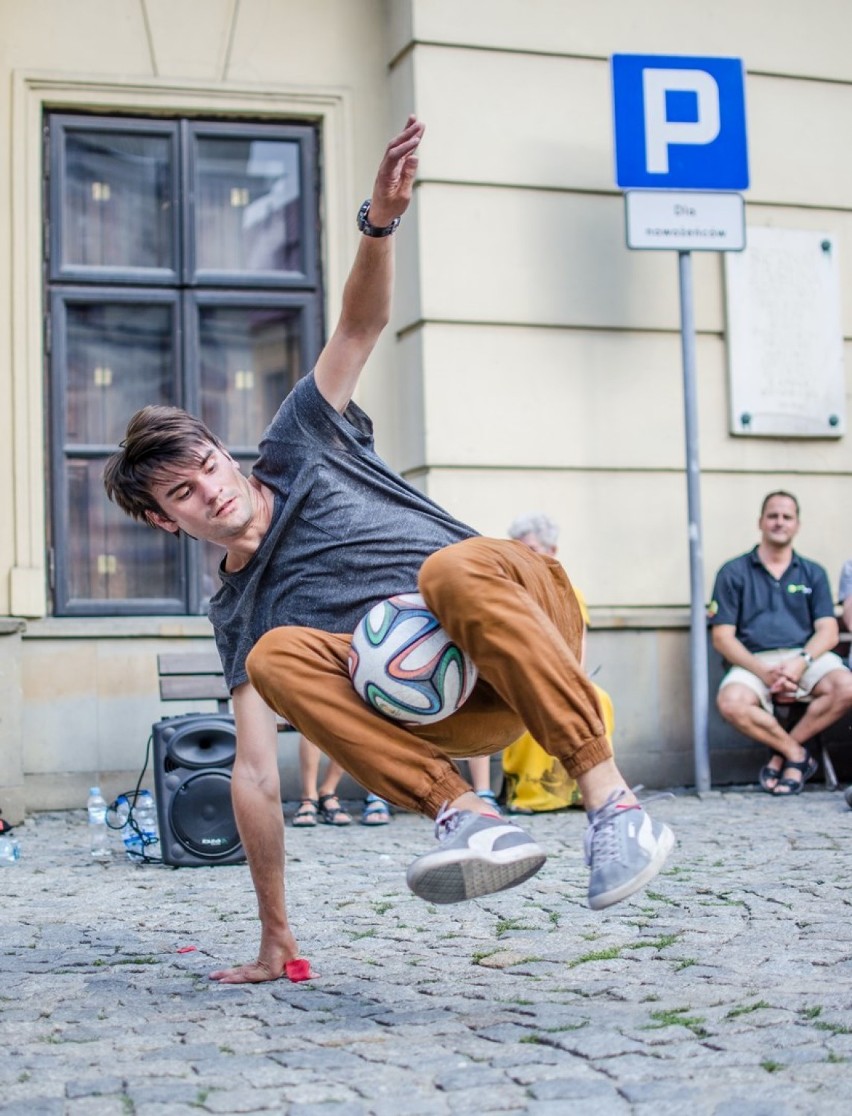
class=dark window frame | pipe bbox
[46,111,324,617]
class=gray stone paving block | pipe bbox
[125,1083,204,1106]
[529,1076,626,1102]
[525,1103,629,1116]
[370,1097,450,1116]
[0,1104,65,1116]
[547,1026,648,1058]
[64,1098,129,1116]
[435,1065,510,1091]
[65,1077,124,1099]
[503,1054,598,1083]
[268,1048,372,1073]
[289,1103,367,1116]
[144,1042,223,1061]
[714,1102,791,1116]
[201,1087,301,1113]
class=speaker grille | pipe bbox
[164,721,237,769]
[169,771,242,859]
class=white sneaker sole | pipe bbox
[588,824,676,911]
[406,842,547,905]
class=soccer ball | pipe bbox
[348,592,478,725]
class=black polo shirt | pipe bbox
[708,547,835,654]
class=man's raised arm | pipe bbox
[314,116,424,414]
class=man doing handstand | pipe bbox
[104,117,674,984]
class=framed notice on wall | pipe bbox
[723,227,845,437]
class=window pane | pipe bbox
[198,304,302,446]
[62,130,174,270]
[195,138,303,273]
[67,461,182,603]
[64,301,176,446]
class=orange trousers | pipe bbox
[246,537,612,818]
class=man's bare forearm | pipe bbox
[231,764,289,931]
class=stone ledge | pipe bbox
[0,618,27,636]
[21,616,215,640]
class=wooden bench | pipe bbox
[157,651,296,731]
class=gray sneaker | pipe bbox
[406,806,547,904]
[585,789,675,910]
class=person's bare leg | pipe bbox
[316,749,352,825]
[299,735,321,800]
[717,684,807,765]
[467,755,492,796]
[789,671,852,745]
[317,756,347,800]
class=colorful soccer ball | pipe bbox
[348,592,478,725]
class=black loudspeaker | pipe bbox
[152,714,246,867]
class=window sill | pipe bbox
[21,616,215,640]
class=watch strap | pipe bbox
[357,199,400,238]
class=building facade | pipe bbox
[2,0,851,820]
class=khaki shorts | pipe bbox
[719,648,847,714]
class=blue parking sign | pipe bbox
[612,54,749,190]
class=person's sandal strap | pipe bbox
[292,799,318,826]
[318,794,352,825]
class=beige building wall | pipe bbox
[388,0,852,609]
[1,0,851,813]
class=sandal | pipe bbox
[317,794,352,826]
[773,753,818,796]
[361,794,391,826]
[476,789,502,814]
[292,799,318,827]
[759,752,785,794]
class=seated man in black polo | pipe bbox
[708,490,852,796]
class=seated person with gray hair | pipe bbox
[508,511,560,557]
[501,512,615,813]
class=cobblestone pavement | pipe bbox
[2,788,852,1115]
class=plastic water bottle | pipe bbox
[136,790,160,855]
[87,787,112,862]
[115,794,143,860]
[0,831,20,866]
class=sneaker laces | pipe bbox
[434,801,464,841]
[583,786,674,867]
[584,788,635,867]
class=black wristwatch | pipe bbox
[799,650,814,666]
[357,199,400,238]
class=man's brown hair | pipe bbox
[103,405,228,524]
[760,490,800,517]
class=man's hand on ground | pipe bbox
[208,926,301,984]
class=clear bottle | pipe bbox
[87,787,112,861]
[0,831,21,866]
[136,790,160,855]
[115,794,143,860]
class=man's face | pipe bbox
[758,496,800,548]
[147,444,255,545]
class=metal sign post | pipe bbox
[677,250,711,792]
[611,53,749,793]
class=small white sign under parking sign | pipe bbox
[625,191,745,251]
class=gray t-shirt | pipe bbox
[208,373,478,689]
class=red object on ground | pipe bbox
[285,958,313,982]
[176,946,198,954]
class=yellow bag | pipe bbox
[502,684,615,813]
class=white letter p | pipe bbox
[642,68,720,175]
